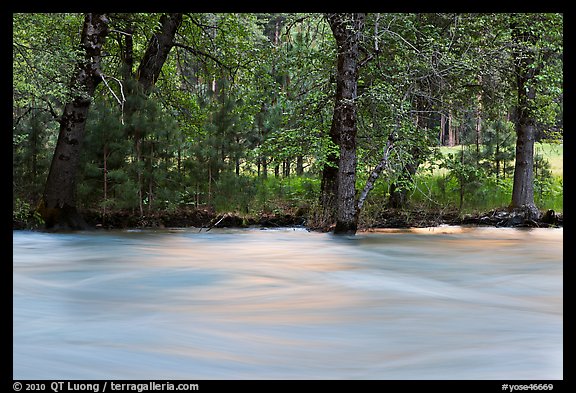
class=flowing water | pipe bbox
[13,226,563,380]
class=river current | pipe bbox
[13,226,563,380]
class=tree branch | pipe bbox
[173,42,231,71]
[357,131,396,212]
[100,74,126,124]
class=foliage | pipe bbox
[429,142,561,213]
[480,119,516,179]
[12,12,563,227]
[439,147,486,210]
[13,198,44,229]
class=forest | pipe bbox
[12,13,563,235]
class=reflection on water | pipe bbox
[13,226,562,379]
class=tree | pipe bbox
[324,13,365,235]
[13,13,562,229]
[37,13,183,228]
[38,13,110,229]
[509,13,562,219]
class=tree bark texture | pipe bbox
[326,13,365,235]
[40,13,110,229]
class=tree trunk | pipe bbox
[296,155,304,176]
[262,159,268,179]
[326,13,365,235]
[439,112,446,146]
[119,22,134,80]
[39,13,110,230]
[448,111,455,146]
[135,13,183,93]
[511,92,539,218]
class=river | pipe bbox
[13,226,563,380]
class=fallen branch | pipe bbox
[205,213,228,232]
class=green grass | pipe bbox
[432,142,563,178]
[535,142,563,178]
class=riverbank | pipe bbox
[31,206,562,231]
[13,206,562,231]
[81,207,307,230]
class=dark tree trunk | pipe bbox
[136,13,183,93]
[119,22,134,80]
[439,112,446,146]
[283,159,290,177]
[39,14,110,230]
[510,18,541,220]
[511,91,539,218]
[262,159,268,179]
[325,13,365,235]
[296,155,304,176]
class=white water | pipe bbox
[13,226,563,380]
